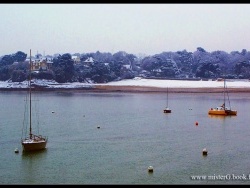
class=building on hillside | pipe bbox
[46,57,53,70]
[122,64,132,70]
[25,54,53,71]
[83,57,95,65]
[72,55,81,64]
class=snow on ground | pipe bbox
[101,77,250,88]
[0,77,250,89]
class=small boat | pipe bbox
[163,107,171,113]
[21,49,48,152]
[208,78,237,116]
[163,87,171,113]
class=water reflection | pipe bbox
[208,114,237,119]
[21,149,48,184]
[21,148,48,158]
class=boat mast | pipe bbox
[225,79,232,110]
[223,78,226,110]
[29,49,32,139]
[167,87,169,107]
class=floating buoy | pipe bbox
[148,166,153,173]
[14,148,19,153]
[195,121,198,126]
[202,148,208,156]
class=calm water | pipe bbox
[1,90,250,184]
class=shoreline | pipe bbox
[1,85,250,93]
[1,78,250,93]
[93,85,250,93]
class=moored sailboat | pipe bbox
[21,49,48,151]
[208,78,237,116]
[163,87,171,113]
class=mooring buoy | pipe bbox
[148,166,153,173]
[202,148,208,156]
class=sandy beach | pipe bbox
[93,85,250,93]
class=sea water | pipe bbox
[0,91,250,184]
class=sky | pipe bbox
[1,3,250,57]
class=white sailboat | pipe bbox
[163,87,171,113]
[21,49,48,151]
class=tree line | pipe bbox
[0,47,250,83]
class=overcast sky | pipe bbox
[1,4,250,56]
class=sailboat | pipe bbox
[21,49,48,151]
[163,87,171,113]
[208,78,237,116]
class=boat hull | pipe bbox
[208,109,237,116]
[163,109,171,113]
[225,110,237,116]
[21,136,48,151]
[22,140,47,151]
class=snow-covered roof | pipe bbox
[84,57,94,63]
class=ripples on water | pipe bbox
[1,91,250,184]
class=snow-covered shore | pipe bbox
[100,77,250,88]
[1,77,250,93]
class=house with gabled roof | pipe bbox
[84,57,94,63]
[25,54,53,71]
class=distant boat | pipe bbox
[163,87,171,113]
[21,49,48,152]
[208,78,237,116]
